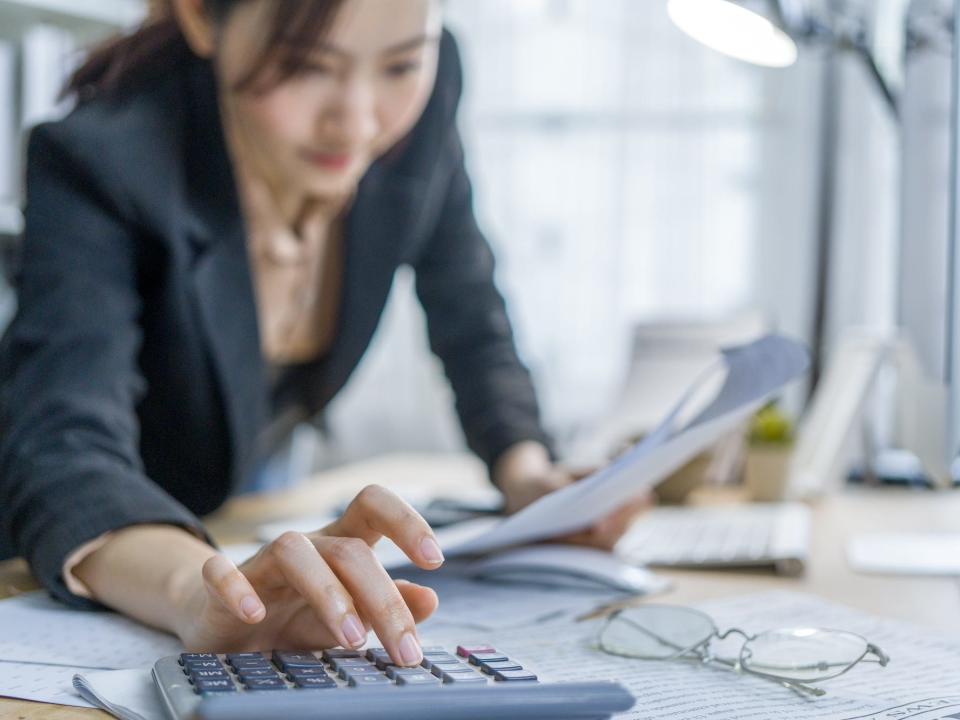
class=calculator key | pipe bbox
[420,652,459,665]
[468,652,508,665]
[422,647,450,656]
[494,669,538,682]
[340,666,381,681]
[430,664,475,678]
[479,660,522,674]
[348,674,393,688]
[385,666,428,680]
[421,659,465,672]
[322,649,363,662]
[180,653,218,665]
[292,675,338,689]
[421,660,460,672]
[236,668,280,681]
[457,645,495,658]
[441,672,488,684]
[226,653,266,664]
[229,658,273,671]
[286,667,330,679]
[182,659,225,671]
[192,678,236,693]
[189,668,231,681]
[331,657,376,673]
[365,648,402,670]
[272,651,323,671]
[244,677,287,691]
[396,672,441,686]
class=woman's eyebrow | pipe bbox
[381,33,440,55]
[313,33,440,59]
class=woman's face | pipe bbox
[216,0,442,200]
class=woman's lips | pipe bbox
[301,149,354,171]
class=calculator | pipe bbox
[152,644,635,719]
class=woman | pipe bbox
[0,0,644,667]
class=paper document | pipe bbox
[249,335,807,567]
[73,669,155,720]
[0,591,182,712]
[0,660,98,709]
[0,592,181,669]
[442,334,809,557]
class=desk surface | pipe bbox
[3,452,959,718]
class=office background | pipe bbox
[0,0,947,475]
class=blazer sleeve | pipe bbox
[0,124,211,608]
[413,40,554,474]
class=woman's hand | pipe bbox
[170,485,443,666]
[495,442,651,550]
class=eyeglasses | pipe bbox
[596,605,889,697]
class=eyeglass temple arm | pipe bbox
[694,651,828,697]
[781,679,827,698]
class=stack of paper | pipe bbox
[0,591,181,711]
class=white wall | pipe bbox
[321,0,835,465]
[0,1,915,472]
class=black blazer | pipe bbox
[0,30,550,606]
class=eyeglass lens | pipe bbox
[600,606,717,659]
[740,628,870,682]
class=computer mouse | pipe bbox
[465,545,671,595]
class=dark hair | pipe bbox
[66,0,345,101]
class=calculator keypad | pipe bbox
[178,644,537,696]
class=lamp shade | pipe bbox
[667,0,799,68]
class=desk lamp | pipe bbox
[666,0,900,395]
[667,0,960,485]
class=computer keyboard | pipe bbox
[615,502,811,576]
[153,645,635,720]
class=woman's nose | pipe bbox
[320,77,378,147]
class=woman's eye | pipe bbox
[385,61,421,78]
[300,62,334,76]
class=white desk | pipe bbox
[2,452,959,718]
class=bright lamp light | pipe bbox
[667,0,799,68]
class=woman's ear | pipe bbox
[171,0,216,58]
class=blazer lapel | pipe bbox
[322,167,426,406]
[182,60,265,489]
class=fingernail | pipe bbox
[341,614,366,648]
[419,536,444,565]
[399,633,422,666]
[240,595,262,620]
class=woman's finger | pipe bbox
[314,535,424,666]
[201,553,266,624]
[319,484,445,570]
[595,495,651,541]
[395,579,439,624]
[264,531,369,649]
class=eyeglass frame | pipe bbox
[595,604,890,697]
